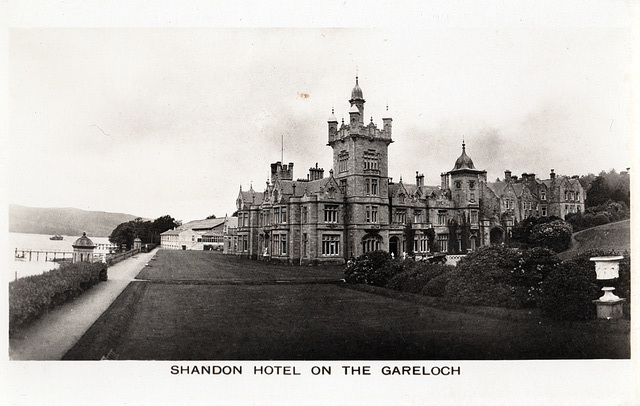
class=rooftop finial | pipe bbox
[356,66,359,84]
[331,106,334,115]
[386,104,389,111]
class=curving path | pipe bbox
[9,248,158,360]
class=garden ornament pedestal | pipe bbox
[590,256,625,319]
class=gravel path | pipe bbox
[9,248,159,360]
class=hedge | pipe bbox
[386,263,450,295]
[9,262,108,334]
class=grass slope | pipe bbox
[559,219,630,260]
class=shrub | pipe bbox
[538,262,599,320]
[9,262,107,333]
[386,263,450,294]
[344,251,403,287]
[530,219,573,252]
[566,200,629,231]
[512,216,560,245]
[441,245,559,308]
[421,272,451,297]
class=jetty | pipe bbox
[14,248,73,262]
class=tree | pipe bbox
[424,228,436,252]
[110,215,181,249]
[151,215,181,244]
[585,169,630,208]
[403,221,415,256]
[109,221,137,250]
[206,214,217,219]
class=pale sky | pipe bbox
[3,2,636,224]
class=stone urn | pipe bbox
[590,256,625,318]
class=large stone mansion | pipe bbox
[225,77,585,264]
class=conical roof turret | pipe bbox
[72,232,95,248]
[350,76,364,100]
[452,142,476,171]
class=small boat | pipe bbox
[50,235,63,240]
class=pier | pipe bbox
[14,248,74,262]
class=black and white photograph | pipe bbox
[1,1,637,405]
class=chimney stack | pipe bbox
[504,170,512,182]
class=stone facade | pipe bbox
[229,77,585,264]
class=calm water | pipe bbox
[8,232,113,280]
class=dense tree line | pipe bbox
[579,169,630,208]
[566,169,630,231]
[109,215,180,250]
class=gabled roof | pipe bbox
[160,229,182,236]
[512,183,525,197]
[389,182,409,197]
[238,186,264,206]
[224,217,238,228]
[161,218,229,236]
[299,177,337,196]
[486,181,508,196]
[181,218,227,231]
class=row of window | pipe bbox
[235,232,482,256]
[337,150,380,173]
[363,150,379,171]
[565,204,581,214]
[564,191,580,201]
[242,207,487,227]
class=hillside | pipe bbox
[558,219,630,260]
[9,204,143,237]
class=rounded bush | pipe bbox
[530,220,573,252]
[538,261,600,320]
[441,245,559,309]
[344,251,403,287]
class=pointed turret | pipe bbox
[348,76,365,124]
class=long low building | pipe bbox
[161,216,238,250]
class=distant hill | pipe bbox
[9,204,143,237]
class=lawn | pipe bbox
[135,250,345,282]
[63,250,630,360]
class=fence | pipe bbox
[105,248,140,266]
